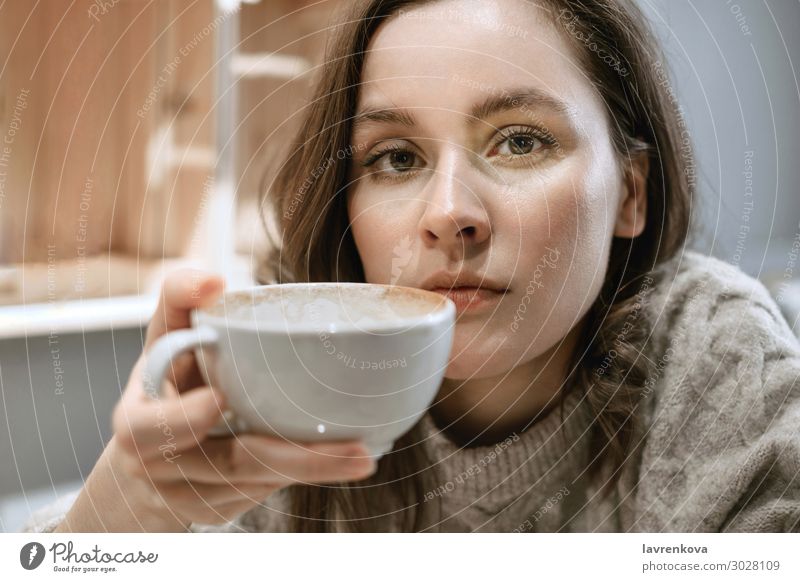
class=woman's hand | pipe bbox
[56,270,376,532]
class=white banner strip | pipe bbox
[2,533,798,580]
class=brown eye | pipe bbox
[387,150,415,171]
[361,144,423,184]
[490,125,555,161]
[508,135,537,155]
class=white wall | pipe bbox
[0,328,144,531]
[640,0,800,277]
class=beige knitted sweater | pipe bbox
[22,251,800,532]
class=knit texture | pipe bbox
[21,250,800,532]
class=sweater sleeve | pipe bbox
[19,490,81,533]
[719,319,800,532]
[631,253,800,532]
[19,487,292,533]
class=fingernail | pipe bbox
[197,277,224,300]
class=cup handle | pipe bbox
[142,325,219,399]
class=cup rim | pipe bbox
[191,282,456,335]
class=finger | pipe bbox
[140,436,376,485]
[156,480,276,508]
[113,385,227,460]
[125,357,180,404]
[129,342,206,399]
[168,351,207,392]
[156,482,276,526]
[145,269,224,350]
[211,497,274,526]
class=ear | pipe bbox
[614,151,649,238]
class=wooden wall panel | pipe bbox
[0,0,216,304]
[0,0,215,264]
[0,0,347,304]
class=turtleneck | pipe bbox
[413,386,597,531]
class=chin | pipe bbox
[441,318,562,380]
[442,336,517,380]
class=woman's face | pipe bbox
[346,0,646,380]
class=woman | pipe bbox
[25,0,800,533]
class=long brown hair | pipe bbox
[257,0,694,531]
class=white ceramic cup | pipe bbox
[142,282,456,459]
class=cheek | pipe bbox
[348,196,414,284]
[528,159,616,314]
[503,154,616,289]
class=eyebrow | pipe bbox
[352,107,416,132]
[351,87,573,133]
[471,87,573,121]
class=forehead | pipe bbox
[358,0,590,109]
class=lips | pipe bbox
[429,286,506,313]
[421,271,509,314]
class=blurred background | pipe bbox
[0,0,798,531]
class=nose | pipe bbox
[418,153,491,256]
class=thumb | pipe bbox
[145,270,225,349]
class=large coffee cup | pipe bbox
[143,283,456,459]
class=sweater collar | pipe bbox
[415,387,593,513]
